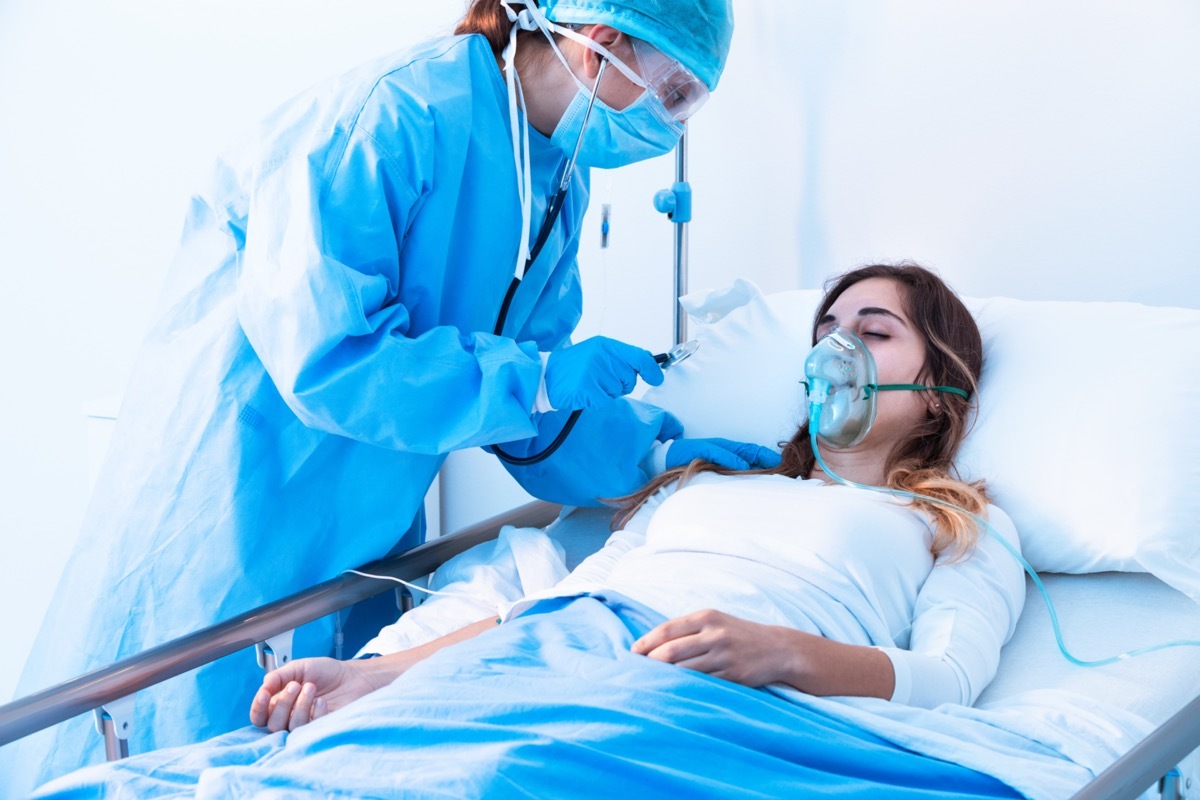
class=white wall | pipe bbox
[2,0,1198,705]
[682,2,1200,306]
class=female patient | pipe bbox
[35,264,1026,799]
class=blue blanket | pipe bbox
[33,596,1022,799]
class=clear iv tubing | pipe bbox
[342,569,463,599]
[806,397,1200,668]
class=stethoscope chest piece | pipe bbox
[654,339,700,368]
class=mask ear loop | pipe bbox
[496,0,636,287]
[500,2,535,282]
[509,1,648,91]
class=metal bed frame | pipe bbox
[0,501,559,760]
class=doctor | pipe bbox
[4,0,775,793]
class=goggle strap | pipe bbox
[503,0,648,89]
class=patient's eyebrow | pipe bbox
[817,307,908,328]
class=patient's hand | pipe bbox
[632,608,896,700]
[249,616,503,732]
[631,609,790,688]
[249,657,387,732]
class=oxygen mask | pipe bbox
[802,327,971,447]
[801,327,878,447]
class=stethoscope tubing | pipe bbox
[492,62,610,467]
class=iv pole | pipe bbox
[654,127,692,346]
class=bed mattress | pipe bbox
[979,571,1200,727]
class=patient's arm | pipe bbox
[251,615,499,732]
[877,505,1025,708]
[632,609,895,700]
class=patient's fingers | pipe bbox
[249,686,273,727]
[266,681,302,732]
[287,682,316,730]
[249,667,294,727]
[260,670,287,697]
[641,633,712,666]
[632,609,720,656]
[669,651,729,678]
[632,619,694,655]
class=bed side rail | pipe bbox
[0,500,562,748]
[1071,692,1200,800]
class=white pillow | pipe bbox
[643,280,820,450]
[643,280,1200,602]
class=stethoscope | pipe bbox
[489,62,699,466]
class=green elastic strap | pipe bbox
[865,383,971,400]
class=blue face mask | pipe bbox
[551,86,683,168]
[498,1,686,168]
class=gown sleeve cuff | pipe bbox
[533,352,555,413]
[639,439,672,477]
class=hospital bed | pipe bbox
[2,282,1199,798]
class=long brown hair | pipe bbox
[614,262,989,559]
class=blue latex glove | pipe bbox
[545,337,664,411]
[665,437,783,471]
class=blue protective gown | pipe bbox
[2,34,679,796]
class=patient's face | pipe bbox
[815,277,930,448]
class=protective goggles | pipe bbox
[504,2,710,123]
[630,37,710,121]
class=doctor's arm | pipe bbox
[235,123,549,455]
[498,396,782,507]
[495,399,682,506]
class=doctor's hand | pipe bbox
[250,656,389,732]
[665,438,783,471]
[632,609,793,688]
[544,337,664,411]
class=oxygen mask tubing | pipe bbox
[801,327,1200,668]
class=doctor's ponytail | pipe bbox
[457,0,543,57]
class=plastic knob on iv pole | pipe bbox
[653,182,692,223]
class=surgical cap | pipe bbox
[541,0,735,91]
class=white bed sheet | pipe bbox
[979,570,1200,793]
[979,572,1200,727]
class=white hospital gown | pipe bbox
[527,472,1025,710]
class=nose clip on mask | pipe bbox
[802,327,878,447]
